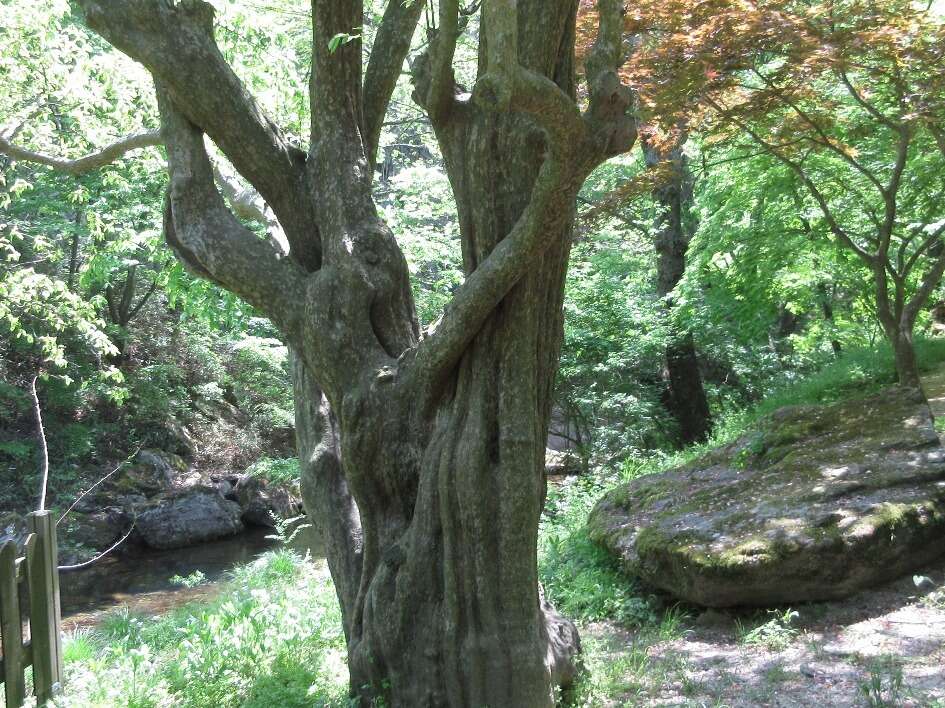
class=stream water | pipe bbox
[59,528,287,628]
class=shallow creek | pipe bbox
[58,528,305,628]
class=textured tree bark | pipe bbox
[643,138,712,445]
[334,5,591,702]
[77,0,636,703]
[885,320,922,392]
[893,332,922,391]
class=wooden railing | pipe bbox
[0,511,63,707]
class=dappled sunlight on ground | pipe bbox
[583,555,945,706]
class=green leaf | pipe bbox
[327,31,359,53]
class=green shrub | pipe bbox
[735,608,799,651]
[229,337,293,414]
[0,439,32,461]
[540,478,658,627]
[246,457,300,485]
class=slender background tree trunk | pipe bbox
[644,138,712,445]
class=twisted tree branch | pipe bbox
[157,84,306,337]
[0,130,162,175]
[76,0,319,267]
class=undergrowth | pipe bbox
[48,339,945,707]
[539,338,945,705]
[56,550,349,708]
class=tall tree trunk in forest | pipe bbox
[872,246,940,394]
[78,0,637,704]
[643,137,712,445]
[890,326,922,391]
[66,213,82,292]
[817,283,843,358]
[877,283,923,391]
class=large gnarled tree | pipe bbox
[74,0,636,704]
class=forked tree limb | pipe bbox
[363,0,427,165]
[410,159,578,390]
[157,85,306,338]
[582,0,637,156]
[411,0,637,391]
[76,0,318,264]
[705,95,875,266]
[904,231,945,324]
[422,0,461,123]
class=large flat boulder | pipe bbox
[137,485,244,549]
[589,386,945,607]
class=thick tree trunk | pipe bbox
[892,326,922,391]
[644,139,712,445]
[875,270,925,394]
[299,196,583,705]
[330,7,586,703]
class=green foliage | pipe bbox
[564,636,655,707]
[229,336,294,434]
[735,608,800,652]
[380,166,463,327]
[246,457,300,485]
[0,439,32,461]
[540,478,659,627]
[63,628,98,665]
[2,1,944,701]
[556,156,681,463]
[169,570,207,589]
[62,551,348,707]
[744,337,945,420]
[858,656,905,708]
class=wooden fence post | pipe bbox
[25,512,63,704]
[0,539,27,708]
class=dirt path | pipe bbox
[581,370,945,707]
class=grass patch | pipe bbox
[615,337,945,485]
[540,477,660,627]
[857,655,905,708]
[735,608,800,652]
[59,549,349,707]
[747,337,945,416]
[565,634,654,706]
[56,339,945,707]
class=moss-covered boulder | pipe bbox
[588,386,945,607]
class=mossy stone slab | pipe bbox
[589,386,945,606]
